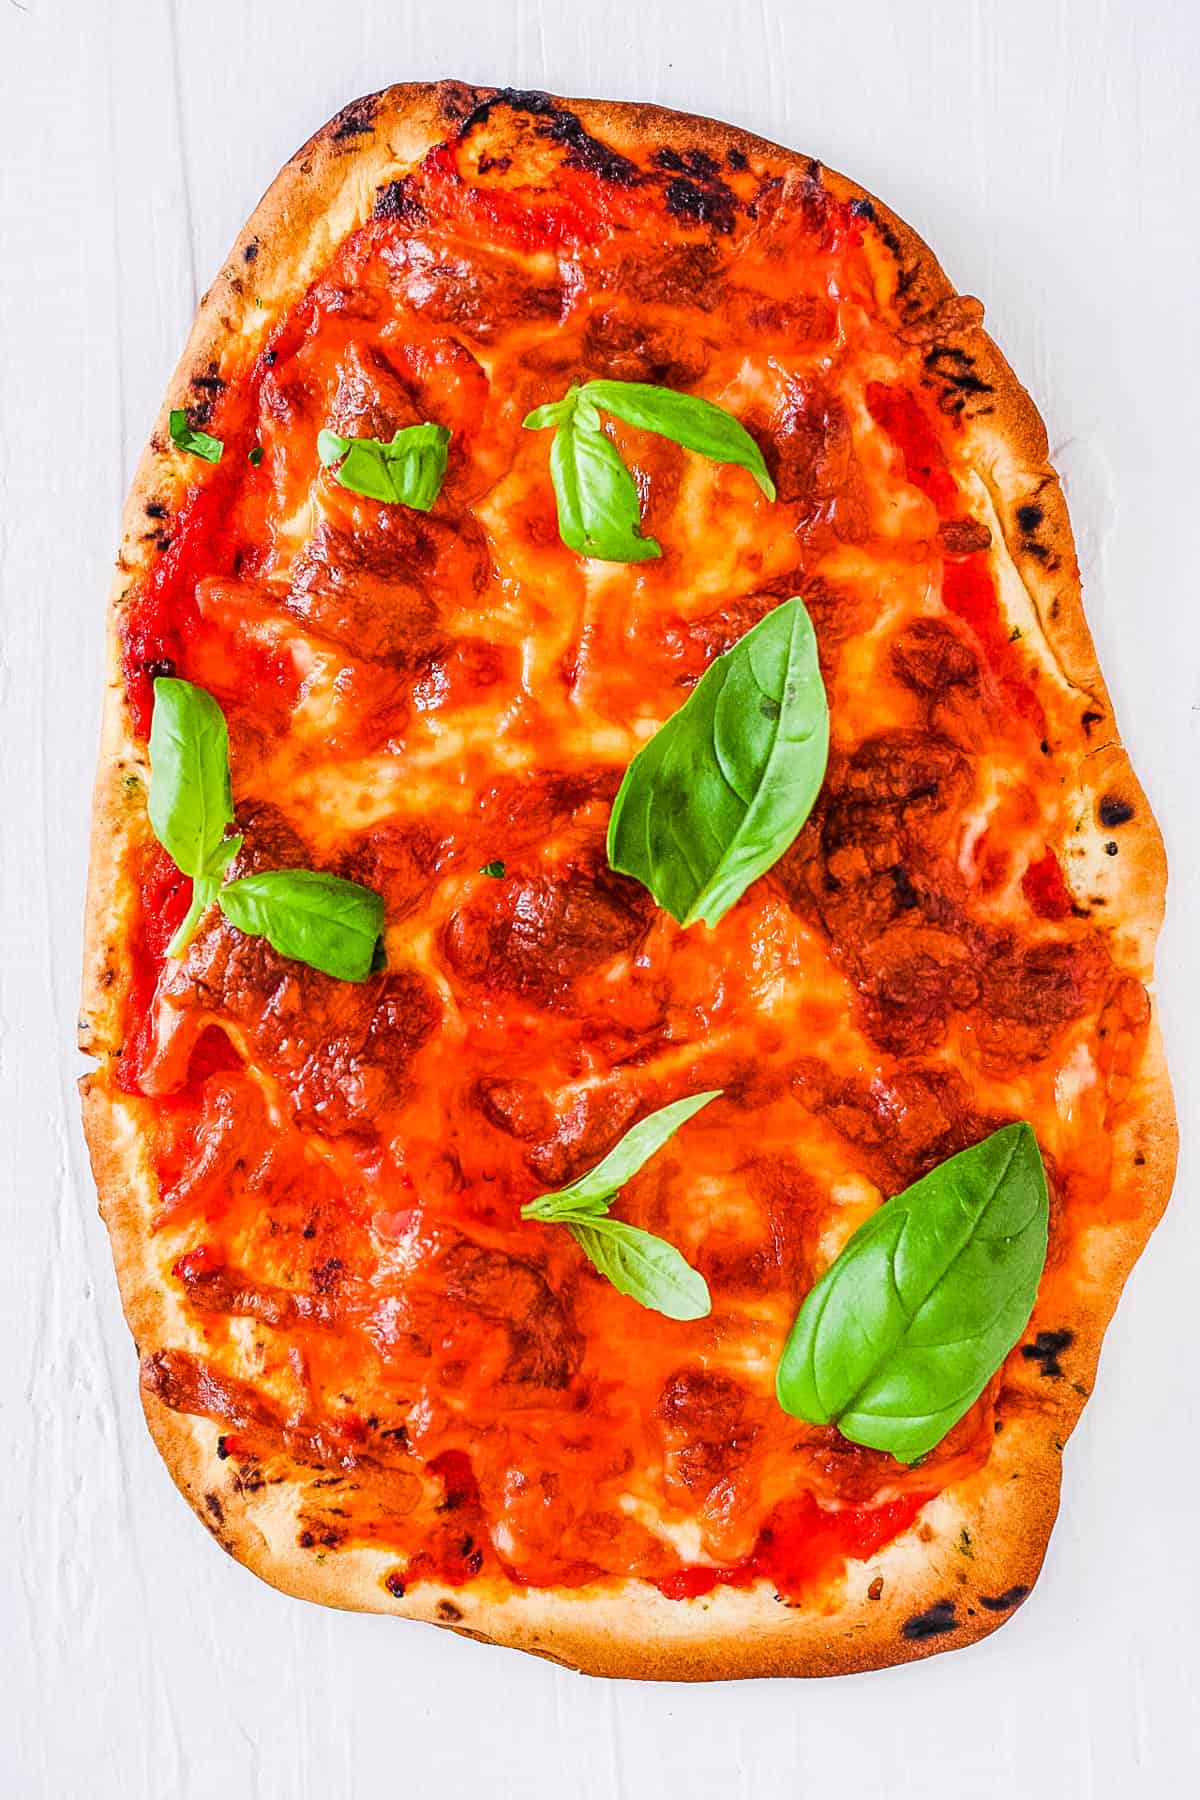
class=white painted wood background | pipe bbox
[2,1,1197,1793]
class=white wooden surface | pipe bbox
[2,2,1198,1794]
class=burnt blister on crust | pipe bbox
[1021,1328,1074,1377]
[1099,795,1136,828]
[377,88,743,239]
[373,180,425,225]
[978,1584,1030,1613]
[329,94,381,141]
[901,1599,960,1641]
[459,87,644,187]
[191,363,226,394]
[656,147,738,234]
[922,345,994,417]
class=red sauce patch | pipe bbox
[656,1490,930,1603]
[116,847,191,1092]
[941,556,1047,736]
[865,382,958,514]
[1022,849,1075,920]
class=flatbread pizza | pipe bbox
[80,83,1176,1679]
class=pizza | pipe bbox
[80,82,1176,1680]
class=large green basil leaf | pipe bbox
[582,380,775,498]
[317,422,449,511]
[218,869,385,982]
[148,678,242,959]
[568,1218,711,1321]
[607,596,828,928]
[776,1123,1050,1462]
[148,678,235,877]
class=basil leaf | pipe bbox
[524,1090,722,1219]
[248,446,264,466]
[520,1092,717,1319]
[776,1123,1050,1462]
[523,396,574,431]
[568,1219,711,1321]
[479,860,506,878]
[607,596,828,928]
[149,678,236,879]
[544,390,661,563]
[582,380,775,499]
[148,678,242,958]
[317,422,449,511]
[145,679,386,977]
[523,379,773,562]
[218,869,385,982]
[169,409,223,463]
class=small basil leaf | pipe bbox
[582,379,775,499]
[218,869,385,982]
[479,860,506,878]
[169,410,224,463]
[776,1123,1050,1462]
[148,679,236,881]
[523,396,573,431]
[608,596,828,928]
[548,399,661,563]
[568,1219,711,1321]
[248,445,264,466]
[318,422,450,511]
[529,1091,722,1219]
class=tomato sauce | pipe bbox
[655,1490,931,1603]
[1022,848,1076,920]
[865,382,959,515]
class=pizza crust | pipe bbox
[80,82,1177,1680]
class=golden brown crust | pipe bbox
[80,82,1177,1680]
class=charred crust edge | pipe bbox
[1099,795,1136,828]
[1020,1328,1074,1378]
[901,1599,959,1641]
[978,1584,1030,1613]
[329,94,381,141]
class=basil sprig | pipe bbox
[521,1091,721,1320]
[146,678,384,980]
[525,386,658,563]
[148,678,242,956]
[219,870,384,983]
[168,410,224,464]
[317,422,449,511]
[523,379,774,563]
[776,1124,1050,1462]
[607,596,828,928]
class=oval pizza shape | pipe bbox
[80,83,1174,1682]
